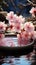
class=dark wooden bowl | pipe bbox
[0,34,34,57]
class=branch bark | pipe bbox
[27,0,36,6]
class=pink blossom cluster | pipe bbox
[0,21,15,47]
[0,22,15,47]
[17,22,36,46]
[6,11,25,23]
[24,22,34,32]
[6,11,25,32]
[29,7,36,17]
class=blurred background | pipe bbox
[0,0,34,17]
[0,0,36,25]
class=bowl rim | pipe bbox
[0,33,34,48]
[0,39,34,48]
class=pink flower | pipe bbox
[17,31,32,46]
[14,22,21,32]
[17,21,35,46]
[0,22,7,31]
[24,22,34,32]
[18,15,25,23]
[28,31,36,40]
[9,14,25,24]
[30,7,36,17]
[14,15,25,23]
[6,12,25,32]
[0,33,4,39]
[13,14,18,22]
[21,31,31,40]
[8,14,19,25]
[6,11,14,21]
[9,23,15,31]
[31,31,36,39]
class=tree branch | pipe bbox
[27,0,36,6]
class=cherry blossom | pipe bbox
[6,11,14,21]
[30,7,36,17]
[6,11,25,24]
[17,22,35,46]
[13,14,18,22]
[0,33,4,39]
[6,12,25,33]
[9,14,18,24]
[24,22,34,32]
[21,31,31,40]
[14,15,25,23]
[14,22,22,33]
[33,31,36,39]
[18,15,25,23]
[0,22,7,31]
[17,30,32,46]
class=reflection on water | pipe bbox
[0,56,31,65]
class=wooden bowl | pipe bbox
[0,34,34,57]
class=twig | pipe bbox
[27,0,36,6]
